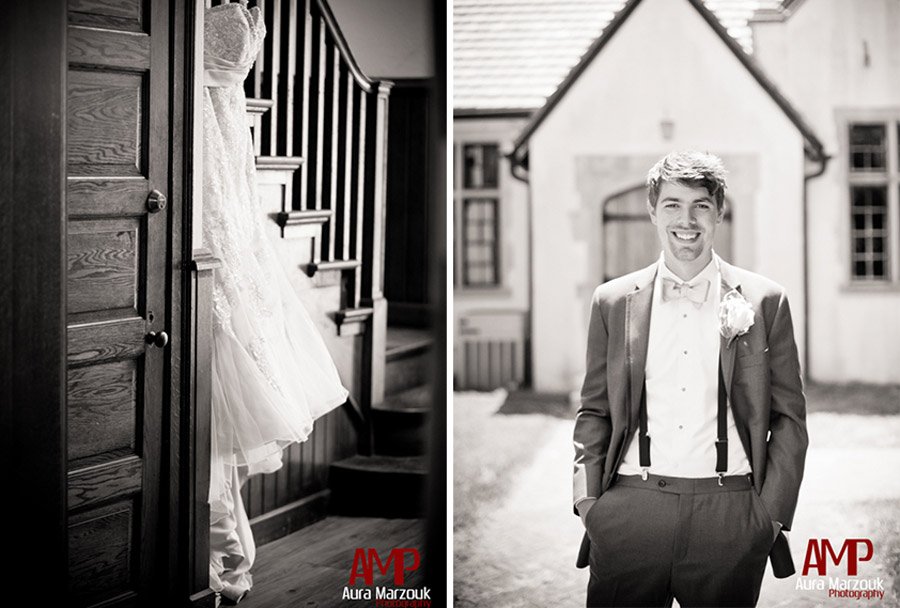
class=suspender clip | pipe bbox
[717,473,725,487]
[641,468,649,481]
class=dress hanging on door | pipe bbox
[202,2,349,599]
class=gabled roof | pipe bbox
[454,0,784,113]
[508,0,825,164]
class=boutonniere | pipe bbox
[719,289,754,347]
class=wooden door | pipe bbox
[602,185,733,281]
[65,1,170,605]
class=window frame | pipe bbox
[843,114,900,286]
[454,142,503,289]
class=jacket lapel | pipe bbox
[626,264,656,430]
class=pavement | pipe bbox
[453,391,900,607]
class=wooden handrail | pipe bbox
[316,0,377,94]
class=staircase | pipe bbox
[235,0,431,528]
[328,327,433,518]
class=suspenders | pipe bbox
[638,360,730,486]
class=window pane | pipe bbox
[464,144,500,188]
[850,185,889,280]
[463,198,499,286]
[849,124,886,171]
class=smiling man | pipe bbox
[573,151,808,607]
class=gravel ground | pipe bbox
[453,389,900,607]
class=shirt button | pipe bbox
[678,425,683,430]
[683,314,687,318]
[681,387,686,392]
[658,479,667,488]
[683,350,688,355]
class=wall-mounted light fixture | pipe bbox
[661,118,675,141]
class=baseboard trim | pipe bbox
[249,489,331,546]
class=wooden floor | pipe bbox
[237,516,427,608]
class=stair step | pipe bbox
[333,454,426,474]
[329,455,426,518]
[372,386,431,456]
[385,328,434,394]
[386,327,432,361]
[375,385,432,414]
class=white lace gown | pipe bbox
[202,2,348,599]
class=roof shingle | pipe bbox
[454,0,785,111]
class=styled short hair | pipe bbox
[646,150,728,210]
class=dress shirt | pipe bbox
[618,253,752,478]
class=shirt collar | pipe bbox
[656,252,719,286]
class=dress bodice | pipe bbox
[204,2,266,87]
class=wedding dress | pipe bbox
[202,2,348,600]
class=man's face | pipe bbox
[648,180,724,266]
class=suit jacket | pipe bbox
[573,257,808,577]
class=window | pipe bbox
[847,122,900,282]
[463,198,499,285]
[456,143,501,287]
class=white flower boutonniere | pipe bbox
[719,289,755,347]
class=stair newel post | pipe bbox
[358,80,392,456]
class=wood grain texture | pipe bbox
[67,317,145,366]
[68,455,143,510]
[68,25,150,70]
[64,0,171,603]
[67,360,137,463]
[68,70,144,177]
[237,516,425,608]
[68,500,135,604]
[69,0,142,23]
[68,178,149,217]
[67,218,140,314]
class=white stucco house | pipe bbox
[454,0,900,391]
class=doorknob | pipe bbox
[147,189,167,213]
[146,331,169,348]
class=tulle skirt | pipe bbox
[202,83,348,518]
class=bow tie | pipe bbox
[661,278,710,307]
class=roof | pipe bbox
[506,0,825,163]
[454,0,784,113]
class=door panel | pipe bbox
[68,70,146,177]
[66,0,168,604]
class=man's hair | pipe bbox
[646,150,728,210]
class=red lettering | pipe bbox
[349,547,373,585]
[802,539,874,576]
[348,547,421,586]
